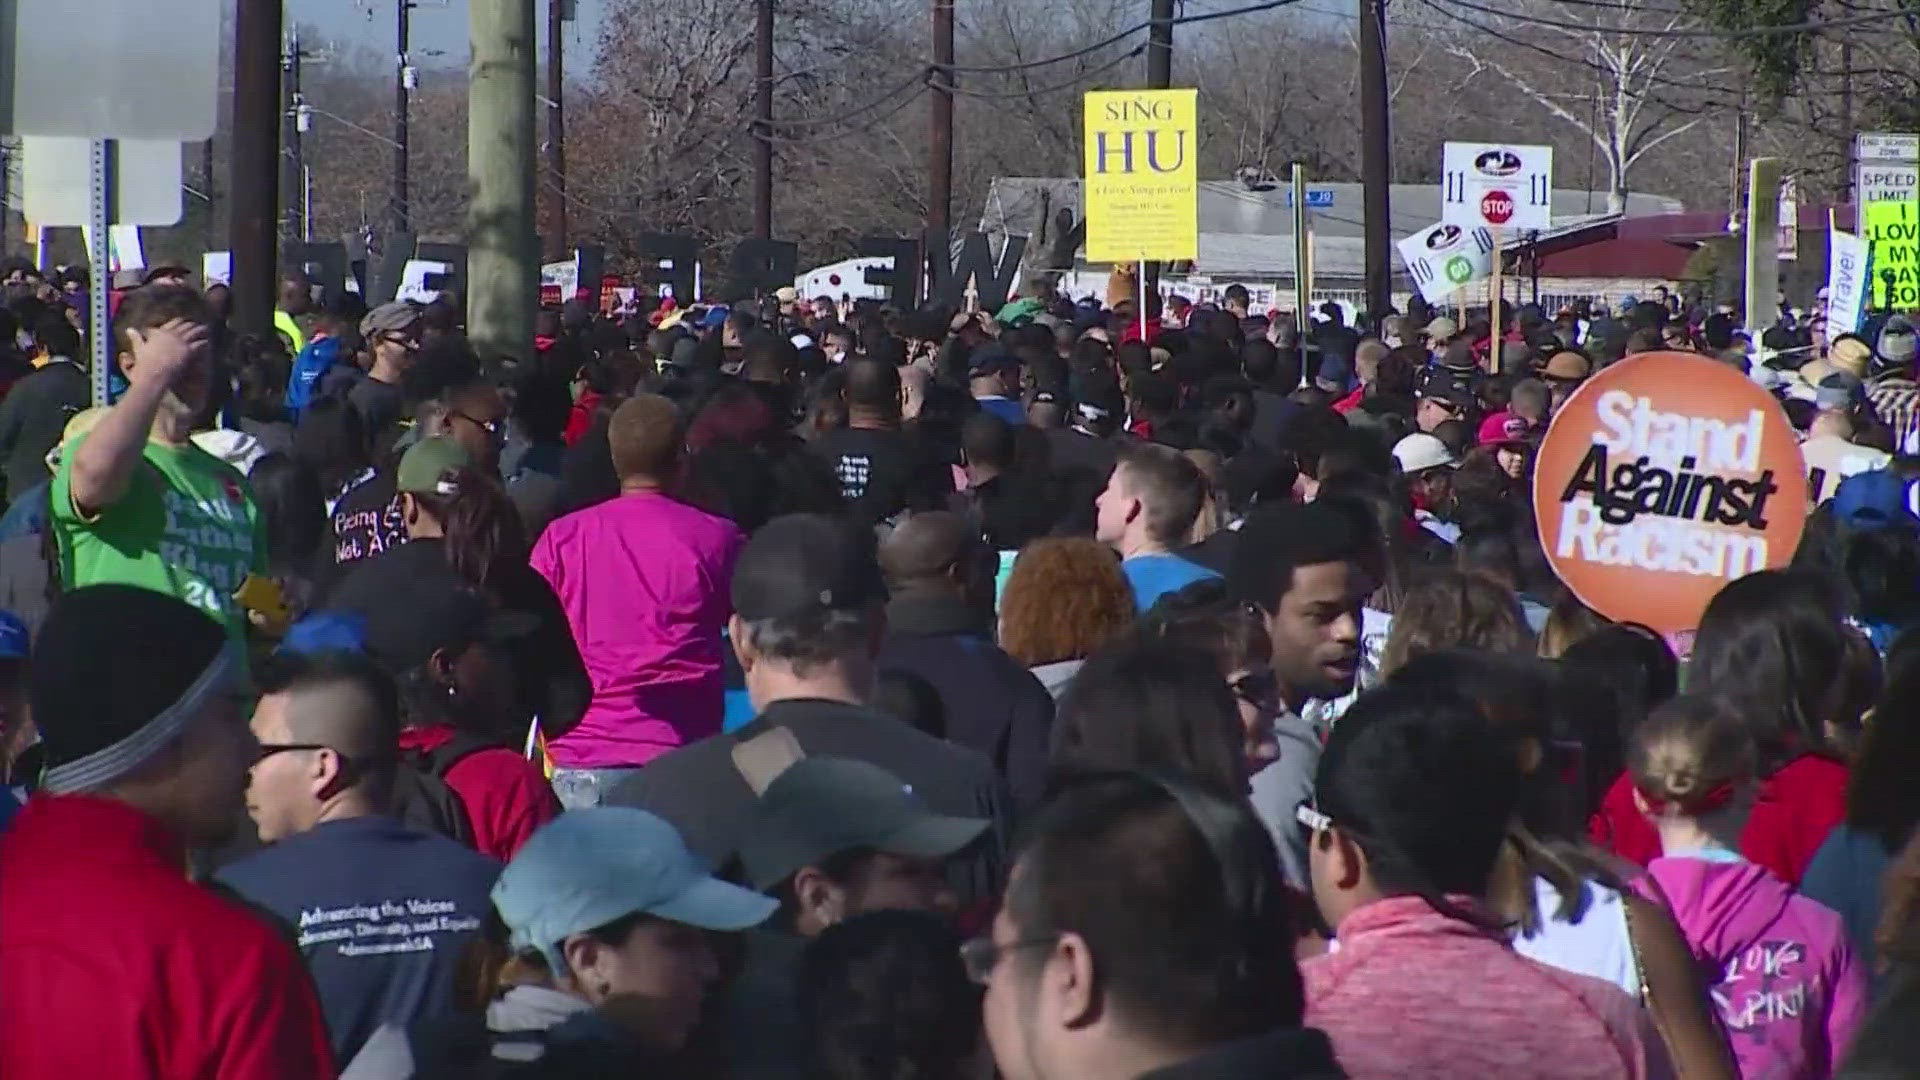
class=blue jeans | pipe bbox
[550,767,643,810]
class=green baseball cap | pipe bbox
[396,436,470,495]
[738,757,990,892]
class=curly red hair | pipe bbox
[999,537,1135,667]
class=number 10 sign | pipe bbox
[1442,142,1554,232]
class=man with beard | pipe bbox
[52,286,264,641]
[1227,501,1369,891]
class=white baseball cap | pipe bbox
[1393,432,1459,474]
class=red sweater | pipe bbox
[400,724,560,862]
[1588,753,1849,887]
[0,795,335,1079]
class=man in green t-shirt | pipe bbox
[53,285,265,638]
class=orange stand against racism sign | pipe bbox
[1532,351,1807,638]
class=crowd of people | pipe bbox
[0,250,1919,1080]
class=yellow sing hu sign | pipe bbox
[1083,89,1199,263]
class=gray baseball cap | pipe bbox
[737,757,990,891]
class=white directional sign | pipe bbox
[1858,133,1920,164]
[1442,142,1553,231]
[1397,221,1495,303]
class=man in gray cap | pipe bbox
[348,301,422,439]
[724,755,988,1080]
[608,513,1010,902]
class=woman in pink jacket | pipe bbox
[1631,694,1867,1079]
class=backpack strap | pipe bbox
[421,732,509,779]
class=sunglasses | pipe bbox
[1295,799,1334,848]
[1230,669,1280,710]
[454,410,505,440]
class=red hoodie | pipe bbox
[1589,753,1848,887]
[563,389,603,447]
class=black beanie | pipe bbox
[32,585,233,792]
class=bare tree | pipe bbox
[1426,0,1729,212]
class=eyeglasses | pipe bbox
[254,742,335,764]
[958,934,1059,985]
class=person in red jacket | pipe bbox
[0,585,334,1079]
[1589,570,1854,887]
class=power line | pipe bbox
[1428,0,1919,37]
[947,0,1314,74]
[759,67,931,128]
[947,46,1146,99]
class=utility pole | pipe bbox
[1358,0,1392,322]
[394,0,413,238]
[281,28,304,247]
[469,0,537,362]
[203,138,218,251]
[0,142,11,256]
[545,0,568,260]
[230,0,282,337]
[929,0,954,263]
[752,0,773,241]
[1145,0,1174,297]
[1729,85,1748,225]
[1839,33,1855,204]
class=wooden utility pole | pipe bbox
[1359,0,1392,322]
[545,0,567,259]
[929,0,955,260]
[469,0,536,361]
[394,0,413,237]
[230,0,282,337]
[752,0,773,240]
[1144,0,1173,297]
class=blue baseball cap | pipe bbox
[492,808,775,973]
[278,611,368,657]
[0,610,27,660]
[1831,469,1918,532]
[697,305,730,331]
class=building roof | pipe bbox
[982,177,1684,281]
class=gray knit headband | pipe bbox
[41,645,242,794]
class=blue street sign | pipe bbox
[1285,189,1336,208]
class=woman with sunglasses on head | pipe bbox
[1630,694,1864,1080]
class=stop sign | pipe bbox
[1480,190,1515,225]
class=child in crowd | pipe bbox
[1631,695,1866,1079]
